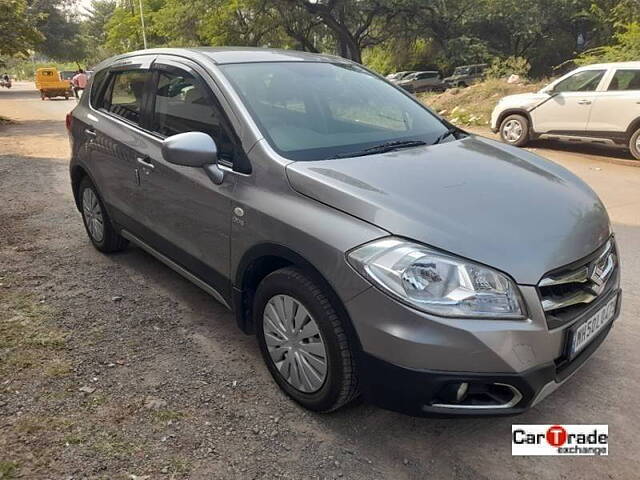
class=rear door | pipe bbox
[134,57,241,300]
[87,56,155,231]
[587,68,640,134]
[532,69,606,133]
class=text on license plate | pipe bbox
[571,294,617,358]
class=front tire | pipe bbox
[500,114,530,147]
[79,177,128,253]
[629,128,640,160]
[254,267,358,413]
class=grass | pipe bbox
[14,416,73,436]
[166,457,191,476]
[419,78,548,127]
[91,438,137,458]
[0,291,68,377]
[0,461,18,479]
[152,409,185,423]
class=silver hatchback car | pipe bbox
[68,48,621,416]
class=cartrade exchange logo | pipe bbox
[512,425,608,456]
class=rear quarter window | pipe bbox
[608,70,640,91]
[89,70,108,109]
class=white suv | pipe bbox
[491,62,640,159]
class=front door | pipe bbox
[135,59,241,301]
[532,69,606,133]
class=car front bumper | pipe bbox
[345,281,621,416]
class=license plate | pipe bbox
[569,293,618,359]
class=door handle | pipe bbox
[84,128,96,137]
[578,100,592,105]
[136,156,154,169]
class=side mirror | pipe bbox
[161,132,224,184]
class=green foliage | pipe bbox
[577,22,640,64]
[105,0,169,52]
[11,0,639,77]
[30,0,87,62]
[0,0,42,57]
[486,56,531,79]
[81,0,118,64]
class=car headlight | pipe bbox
[348,238,525,319]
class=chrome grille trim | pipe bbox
[538,239,617,321]
[538,265,589,287]
[539,240,612,289]
[541,290,597,311]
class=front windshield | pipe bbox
[220,62,451,161]
[453,67,470,75]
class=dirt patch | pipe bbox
[420,78,547,127]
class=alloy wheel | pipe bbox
[503,119,524,143]
[262,294,328,393]
[82,188,104,243]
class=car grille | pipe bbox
[538,239,617,330]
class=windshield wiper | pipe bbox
[333,140,427,159]
[432,127,461,145]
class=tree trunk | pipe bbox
[296,0,363,63]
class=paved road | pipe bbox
[1,82,639,478]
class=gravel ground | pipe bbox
[1,83,640,479]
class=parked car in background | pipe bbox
[386,71,416,83]
[491,62,640,160]
[396,71,447,93]
[445,64,488,88]
[69,47,619,417]
[60,70,76,82]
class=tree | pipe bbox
[0,0,42,56]
[577,21,640,64]
[29,0,88,61]
[83,0,117,45]
[80,0,117,64]
[281,0,419,63]
[105,0,168,52]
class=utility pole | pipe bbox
[138,0,148,49]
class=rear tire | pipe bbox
[500,114,530,147]
[629,128,640,160]
[254,267,359,413]
[78,177,128,253]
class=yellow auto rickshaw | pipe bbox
[35,67,73,100]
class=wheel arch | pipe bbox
[70,164,117,229]
[232,244,363,352]
[625,116,640,140]
[497,108,534,133]
[70,164,90,211]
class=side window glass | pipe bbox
[89,70,108,109]
[608,70,640,91]
[101,70,150,125]
[151,70,235,160]
[553,70,605,93]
